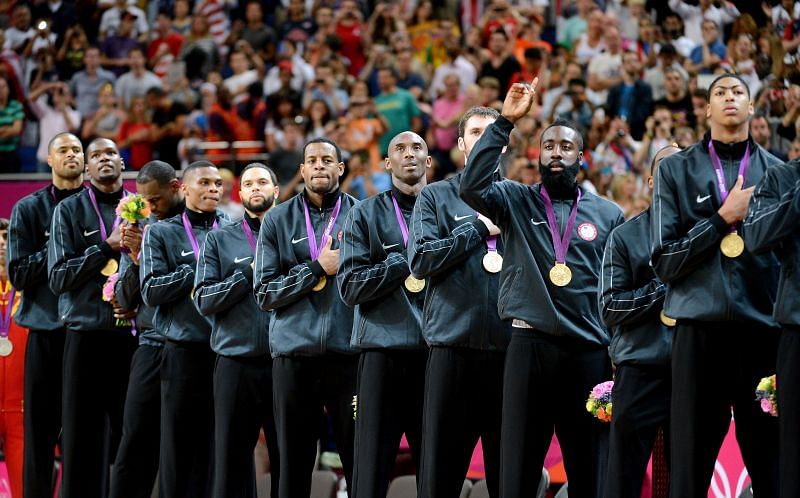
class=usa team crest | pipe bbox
[577,223,598,241]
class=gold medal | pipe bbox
[720,232,744,258]
[404,276,425,293]
[549,263,572,287]
[0,337,13,357]
[313,276,327,292]
[482,252,503,273]
[100,258,118,276]
[190,287,195,300]
[660,310,677,327]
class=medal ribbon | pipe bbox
[181,212,219,261]
[302,196,342,260]
[540,186,582,265]
[476,212,498,253]
[391,193,410,248]
[87,188,122,241]
[708,141,750,233]
[242,219,257,252]
[0,288,15,339]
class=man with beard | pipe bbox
[47,137,138,498]
[109,160,184,498]
[8,132,83,498]
[409,106,511,498]
[651,74,781,497]
[254,138,358,498]
[599,145,680,498]
[337,131,431,498]
[194,163,280,498]
[140,160,225,498]
[460,81,624,497]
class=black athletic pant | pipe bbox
[61,329,137,498]
[272,354,357,498]
[23,329,65,498]
[418,347,504,498]
[351,349,426,498]
[603,363,670,498]
[159,340,215,498]
[777,326,800,498]
[212,354,279,498]
[670,321,779,498]
[501,330,611,498]
[109,344,163,498]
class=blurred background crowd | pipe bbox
[0,0,795,218]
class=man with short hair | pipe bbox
[8,132,84,498]
[108,160,184,498]
[654,66,695,129]
[688,19,727,75]
[651,74,781,497]
[478,28,522,98]
[115,47,161,108]
[750,113,786,160]
[587,26,624,104]
[607,51,653,140]
[410,106,511,498]
[100,12,143,78]
[140,160,225,498]
[195,163,280,498]
[69,46,117,119]
[375,67,422,158]
[47,138,138,498]
[337,132,430,498]
[254,138,358,498]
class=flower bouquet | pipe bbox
[755,374,778,417]
[116,194,150,258]
[586,380,614,423]
[101,273,131,328]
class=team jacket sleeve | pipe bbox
[194,231,252,315]
[459,117,514,225]
[650,162,728,283]
[337,207,410,306]
[742,163,800,253]
[599,227,666,328]
[253,213,324,311]
[114,252,141,311]
[140,225,195,306]
[408,187,491,278]
[47,203,109,294]
[7,201,48,289]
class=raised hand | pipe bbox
[501,77,538,124]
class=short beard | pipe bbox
[540,158,580,199]
[244,195,273,213]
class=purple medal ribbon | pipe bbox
[302,196,342,260]
[87,188,122,241]
[708,141,750,233]
[540,186,582,264]
[242,219,257,252]
[0,289,15,339]
[476,212,498,253]
[49,185,56,203]
[390,193,410,248]
[181,212,218,261]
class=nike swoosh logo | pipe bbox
[696,194,711,204]
[530,219,548,226]
[83,229,99,237]
[234,256,252,263]
[382,243,399,250]
[291,237,308,244]
[454,214,472,221]
[181,249,194,257]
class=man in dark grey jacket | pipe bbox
[47,138,138,498]
[598,145,679,498]
[8,132,83,498]
[194,163,280,498]
[460,82,624,498]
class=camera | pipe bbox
[617,129,626,137]
[37,20,47,31]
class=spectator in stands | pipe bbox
[81,82,125,141]
[394,47,426,101]
[428,39,476,100]
[100,10,142,77]
[634,106,676,171]
[148,10,184,80]
[115,47,160,109]
[117,96,153,169]
[281,0,315,46]
[98,0,148,42]
[428,73,464,178]
[70,46,116,118]
[5,5,34,54]
[0,76,24,173]
[558,0,594,50]
[548,78,593,136]
[789,136,800,160]
[587,25,624,105]
[180,15,220,84]
[147,86,189,168]
[303,62,347,116]
[335,0,367,77]
[29,81,81,171]
[662,12,696,59]
[594,117,638,175]
[609,171,640,218]
[368,1,405,46]
[217,167,244,220]
[224,42,264,104]
[541,60,582,121]
[172,0,193,36]
[607,50,653,140]
[270,116,305,191]
[687,19,727,74]
[726,33,762,98]
[237,1,275,63]
[572,8,606,66]
[654,66,695,129]
[643,44,688,101]
[339,95,388,184]
[34,0,76,45]
[56,23,89,79]
[339,149,378,200]
[479,28,521,98]
[22,18,57,62]
[194,0,230,58]
[510,47,548,94]
[375,66,421,157]
[668,0,739,46]
[514,15,552,62]
[691,87,709,136]
[751,112,787,160]
[304,98,333,140]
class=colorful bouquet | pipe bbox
[116,194,151,224]
[586,380,614,423]
[101,273,131,328]
[755,374,778,417]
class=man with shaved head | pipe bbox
[47,137,138,498]
[8,132,83,498]
[140,160,226,498]
[337,131,431,498]
[651,73,781,496]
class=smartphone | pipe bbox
[166,61,186,87]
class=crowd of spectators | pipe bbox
[0,0,798,218]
